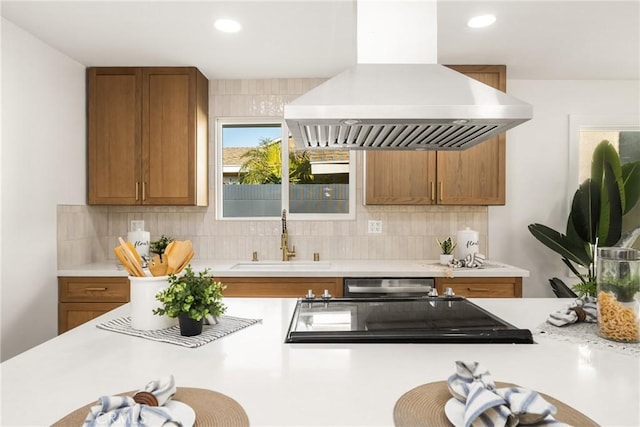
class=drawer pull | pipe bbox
[84,287,108,292]
[467,288,490,292]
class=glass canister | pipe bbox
[596,247,640,343]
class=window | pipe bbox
[570,115,640,245]
[217,119,355,219]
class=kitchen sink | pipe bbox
[231,261,332,271]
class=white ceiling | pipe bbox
[1,1,638,81]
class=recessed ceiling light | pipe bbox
[467,14,496,28]
[214,19,242,33]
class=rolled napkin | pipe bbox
[447,361,495,401]
[447,361,562,427]
[134,374,176,406]
[547,297,597,327]
[83,375,178,426]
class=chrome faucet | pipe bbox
[281,209,296,261]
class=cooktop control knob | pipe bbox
[321,289,332,299]
[444,287,455,297]
[428,288,438,297]
[305,290,315,299]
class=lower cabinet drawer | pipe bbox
[59,277,129,302]
[58,277,130,334]
[217,277,344,298]
[436,277,522,298]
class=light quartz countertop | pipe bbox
[58,259,530,278]
[1,298,637,426]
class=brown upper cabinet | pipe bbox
[365,65,507,206]
[87,67,208,205]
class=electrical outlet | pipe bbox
[368,220,382,234]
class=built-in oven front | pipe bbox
[344,277,435,298]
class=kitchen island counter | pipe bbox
[58,258,529,278]
[2,298,637,426]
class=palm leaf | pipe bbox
[570,178,599,244]
[561,257,590,284]
[528,223,591,267]
[598,162,623,246]
[621,161,640,214]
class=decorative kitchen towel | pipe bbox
[450,253,486,269]
[83,375,178,426]
[546,297,597,327]
[97,315,260,348]
[447,361,561,427]
[536,321,640,357]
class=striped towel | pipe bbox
[97,315,260,348]
[83,375,178,426]
[547,297,597,327]
[450,253,486,268]
[447,361,563,427]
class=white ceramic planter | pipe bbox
[439,254,453,265]
[129,276,178,330]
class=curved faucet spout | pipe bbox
[280,209,296,261]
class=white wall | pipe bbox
[1,18,85,361]
[490,80,640,297]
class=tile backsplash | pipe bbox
[57,77,488,269]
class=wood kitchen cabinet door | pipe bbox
[87,66,208,206]
[366,151,436,204]
[58,277,130,334]
[365,65,507,206]
[142,67,208,205]
[87,68,142,205]
[438,65,506,205]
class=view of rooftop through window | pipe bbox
[220,122,352,218]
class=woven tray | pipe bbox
[393,381,598,427]
[51,387,249,427]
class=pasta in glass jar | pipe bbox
[596,247,640,343]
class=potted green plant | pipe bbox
[153,265,226,336]
[150,235,174,262]
[529,140,640,297]
[437,237,457,265]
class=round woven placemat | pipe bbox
[51,387,249,427]
[393,381,598,427]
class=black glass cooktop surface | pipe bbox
[285,297,533,344]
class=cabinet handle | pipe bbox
[142,182,146,201]
[135,182,140,201]
[467,288,490,292]
[439,182,443,201]
[84,287,107,292]
[430,182,435,202]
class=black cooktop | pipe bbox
[285,296,533,344]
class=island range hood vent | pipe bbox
[284,64,532,151]
[283,2,533,151]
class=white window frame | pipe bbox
[568,114,640,200]
[216,117,356,221]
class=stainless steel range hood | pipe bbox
[284,1,532,151]
[284,64,532,150]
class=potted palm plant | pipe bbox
[437,237,457,265]
[529,140,640,297]
[153,266,226,336]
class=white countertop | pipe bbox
[1,298,637,426]
[58,259,530,278]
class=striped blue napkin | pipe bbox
[83,375,179,426]
[447,361,564,427]
[547,297,597,327]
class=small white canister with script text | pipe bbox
[456,227,479,260]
